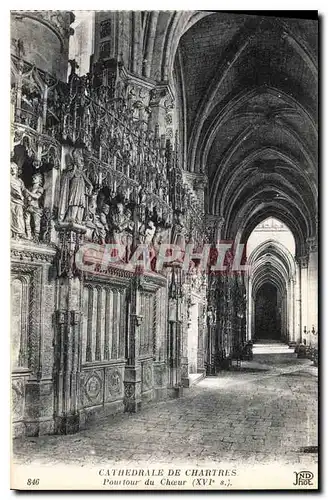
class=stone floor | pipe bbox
[13,343,318,468]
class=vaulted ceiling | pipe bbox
[173,12,318,256]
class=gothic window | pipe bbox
[99,41,111,59]
[100,19,111,39]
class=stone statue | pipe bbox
[58,150,93,224]
[24,173,44,240]
[153,223,171,254]
[87,187,99,225]
[110,202,134,259]
[144,220,156,245]
[172,212,186,248]
[68,59,79,82]
[94,203,110,244]
[11,161,26,238]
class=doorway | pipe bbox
[255,283,281,340]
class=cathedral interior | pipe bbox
[10,11,318,442]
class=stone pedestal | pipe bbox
[167,386,184,399]
[181,355,189,388]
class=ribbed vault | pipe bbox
[169,12,318,258]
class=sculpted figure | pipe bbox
[144,220,156,245]
[172,212,186,248]
[94,203,110,244]
[153,222,171,252]
[11,162,26,238]
[111,203,134,260]
[58,150,92,224]
[87,187,99,225]
[139,219,156,245]
[24,173,44,240]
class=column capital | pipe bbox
[306,236,318,253]
[296,254,309,268]
[205,214,225,228]
[205,214,225,243]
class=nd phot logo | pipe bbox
[293,471,314,486]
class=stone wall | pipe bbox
[10,10,209,437]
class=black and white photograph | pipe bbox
[9,9,319,491]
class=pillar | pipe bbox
[298,254,309,343]
[166,266,183,397]
[247,278,253,341]
[294,262,302,343]
[287,278,295,342]
[205,215,225,372]
[54,223,85,434]
[123,275,143,412]
[307,237,318,346]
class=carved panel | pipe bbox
[82,370,103,407]
[124,382,135,400]
[11,262,43,376]
[139,292,155,357]
[141,362,153,393]
[105,366,124,401]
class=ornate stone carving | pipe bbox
[297,255,309,268]
[12,379,25,421]
[108,369,122,396]
[307,237,318,253]
[11,161,46,242]
[92,202,110,244]
[124,382,135,400]
[84,372,102,402]
[110,202,134,260]
[10,161,26,239]
[58,150,93,225]
[142,364,153,391]
[56,224,85,278]
[24,173,44,240]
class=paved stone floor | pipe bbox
[13,343,318,468]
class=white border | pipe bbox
[0,4,325,499]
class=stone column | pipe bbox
[307,238,318,342]
[180,292,190,388]
[166,265,183,398]
[153,286,168,401]
[247,277,253,341]
[123,275,143,412]
[294,259,302,343]
[251,291,256,340]
[298,254,309,343]
[54,222,85,434]
[204,214,225,372]
[289,278,296,342]
[286,280,291,342]
[197,301,206,375]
